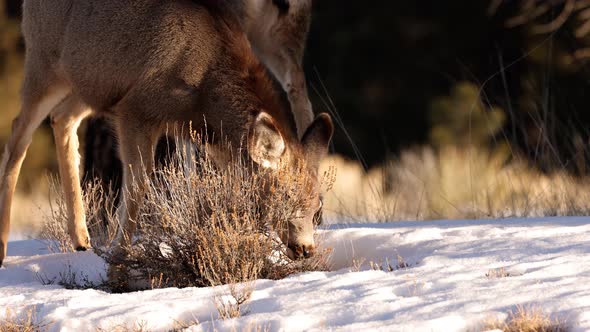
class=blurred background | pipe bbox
[3,0,590,231]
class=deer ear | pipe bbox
[249,112,286,168]
[302,113,334,166]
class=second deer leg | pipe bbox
[113,123,157,248]
[50,95,93,250]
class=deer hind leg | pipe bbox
[113,121,157,249]
[0,83,70,266]
[50,95,93,251]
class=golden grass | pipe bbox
[320,145,590,222]
[483,305,569,332]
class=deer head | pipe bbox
[249,112,333,259]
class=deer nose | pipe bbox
[289,244,315,259]
[302,246,312,258]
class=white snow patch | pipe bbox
[2,217,590,331]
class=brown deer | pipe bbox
[0,0,332,266]
[82,0,316,219]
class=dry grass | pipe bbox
[486,267,512,279]
[42,138,331,290]
[369,254,411,272]
[0,307,51,332]
[348,254,412,273]
[349,258,366,273]
[35,263,107,290]
[320,145,590,223]
[95,321,151,332]
[214,282,254,320]
[483,305,569,332]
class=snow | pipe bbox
[2,217,590,331]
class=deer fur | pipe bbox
[236,0,314,138]
[0,0,332,266]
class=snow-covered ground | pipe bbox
[2,217,590,331]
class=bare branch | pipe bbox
[530,0,576,34]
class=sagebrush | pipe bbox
[43,138,331,290]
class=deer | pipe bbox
[82,0,317,221]
[0,0,333,267]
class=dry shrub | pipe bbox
[484,305,569,332]
[105,142,331,288]
[321,146,590,222]
[37,136,330,289]
[0,307,51,332]
[214,282,254,320]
